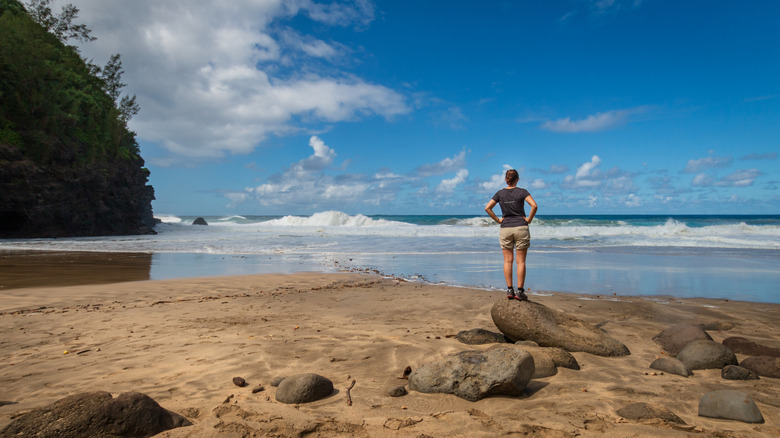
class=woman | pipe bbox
[484,169,538,300]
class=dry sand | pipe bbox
[0,272,778,437]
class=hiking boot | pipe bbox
[514,288,528,301]
[506,287,515,300]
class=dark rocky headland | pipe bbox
[0,0,155,238]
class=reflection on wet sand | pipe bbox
[0,251,152,290]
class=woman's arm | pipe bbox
[525,195,538,224]
[485,199,502,224]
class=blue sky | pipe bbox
[64,0,779,215]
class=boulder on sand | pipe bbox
[649,357,692,377]
[698,390,764,424]
[676,340,737,370]
[617,402,686,424]
[455,328,510,345]
[490,298,630,357]
[0,391,191,438]
[275,373,334,404]
[652,324,713,356]
[511,345,580,378]
[739,356,780,379]
[722,337,780,357]
[408,344,535,401]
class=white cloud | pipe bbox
[540,107,649,133]
[715,169,762,187]
[480,164,514,191]
[437,169,469,193]
[416,149,467,177]
[683,155,733,173]
[530,179,547,190]
[625,193,642,207]
[63,0,407,164]
[564,155,603,188]
[692,173,714,187]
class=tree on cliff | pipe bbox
[0,0,156,238]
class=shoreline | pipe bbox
[1,272,778,436]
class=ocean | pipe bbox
[2,212,779,303]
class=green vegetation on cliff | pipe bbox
[0,0,155,237]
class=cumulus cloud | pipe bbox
[64,0,408,164]
[692,173,714,187]
[480,164,514,191]
[437,169,469,193]
[683,155,733,173]
[540,107,650,133]
[564,155,603,188]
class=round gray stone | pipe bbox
[649,357,692,377]
[652,324,713,356]
[275,373,334,404]
[387,385,408,397]
[676,340,737,370]
[698,390,764,424]
[721,365,759,380]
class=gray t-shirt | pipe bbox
[492,187,531,228]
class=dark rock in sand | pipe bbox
[676,340,737,370]
[511,345,579,378]
[491,298,629,357]
[649,357,692,377]
[275,373,334,404]
[408,344,534,402]
[698,390,764,423]
[652,324,713,356]
[722,337,780,357]
[721,365,759,380]
[455,328,510,345]
[616,402,686,424]
[739,356,780,379]
[252,385,265,393]
[387,385,408,397]
[698,321,736,331]
[232,376,247,387]
[0,391,191,438]
[270,376,285,387]
[192,217,208,226]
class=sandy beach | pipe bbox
[1,272,778,437]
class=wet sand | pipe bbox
[0,272,778,437]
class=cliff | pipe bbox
[0,0,156,238]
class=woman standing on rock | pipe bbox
[484,169,538,301]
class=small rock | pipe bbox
[270,377,285,387]
[192,217,208,225]
[649,357,692,377]
[232,377,247,387]
[252,385,265,393]
[698,390,764,423]
[617,402,686,424]
[275,373,334,404]
[387,386,408,397]
[721,365,759,380]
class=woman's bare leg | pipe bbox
[502,248,514,287]
[516,248,528,289]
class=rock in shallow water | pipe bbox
[491,298,629,357]
[408,344,534,401]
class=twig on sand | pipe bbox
[346,379,356,406]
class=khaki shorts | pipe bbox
[499,225,530,251]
